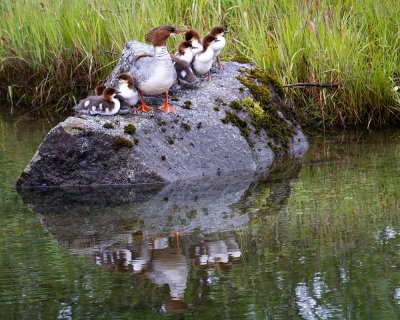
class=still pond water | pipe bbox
[1,117,400,319]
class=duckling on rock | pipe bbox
[73,88,120,115]
[191,34,218,81]
[209,26,227,70]
[185,29,203,56]
[175,41,194,64]
[94,84,131,115]
[170,54,198,86]
[117,73,139,107]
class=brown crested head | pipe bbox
[210,26,226,36]
[95,85,106,96]
[178,41,192,54]
[118,73,135,86]
[185,29,201,42]
[202,34,216,50]
[145,25,188,46]
[103,88,117,100]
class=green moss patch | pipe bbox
[232,54,252,64]
[214,98,227,106]
[182,101,192,109]
[124,124,136,135]
[231,68,296,152]
[221,110,253,147]
[113,136,133,150]
[181,123,191,131]
[166,136,174,145]
[103,122,115,129]
[229,100,243,111]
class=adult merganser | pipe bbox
[129,26,188,114]
[192,34,217,80]
[185,30,203,56]
[117,73,139,107]
[175,41,194,64]
[73,88,120,115]
[209,26,227,70]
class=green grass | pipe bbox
[1,0,400,127]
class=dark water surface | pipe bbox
[1,117,400,319]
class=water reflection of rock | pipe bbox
[18,166,301,310]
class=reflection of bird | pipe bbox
[175,41,194,64]
[147,234,189,301]
[209,26,227,70]
[192,35,218,81]
[131,243,151,273]
[199,236,242,266]
[129,26,188,114]
[73,88,120,115]
[185,29,203,56]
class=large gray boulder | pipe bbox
[16,41,308,187]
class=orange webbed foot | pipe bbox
[137,103,152,113]
[158,92,176,114]
[158,104,176,114]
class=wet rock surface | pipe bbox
[17,41,308,187]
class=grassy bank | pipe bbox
[1,0,400,127]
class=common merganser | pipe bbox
[95,85,106,96]
[117,73,139,107]
[192,34,217,80]
[175,41,194,64]
[209,26,227,70]
[170,54,198,85]
[129,26,188,114]
[94,84,131,114]
[73,88,120,115]
[185,30,203,56]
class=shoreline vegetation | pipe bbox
[1,0,400,127]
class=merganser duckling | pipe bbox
[185,30,203,56]
[209,26,227,70]
[175,41,194,64]
[192,34,217,80]
[117,73,139,107]
[170,54,198,85]
[73,88,120,115]
[129,25,188,114]
[95,85,106,96]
